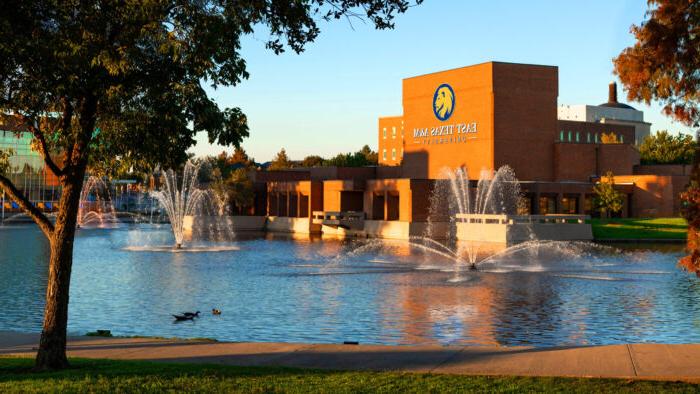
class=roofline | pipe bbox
[378,115,403,120]
[403,61,558,81]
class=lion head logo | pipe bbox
[433,84,455,121]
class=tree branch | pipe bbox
[18,114,65,178]
[0,173,54,238]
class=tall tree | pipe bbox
[0,0,420,370]
[613,0,700,126]
[359,144,379,164]
[269,148,292,170]
[614,0,700,273]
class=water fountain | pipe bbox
[151,161,208,249]
[78,176,119,227]
[408,165,590,278]
[128,160,240,252]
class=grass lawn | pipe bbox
[591,217,688,240]
[0,357,698,393]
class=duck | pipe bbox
[172,314,193,321]
[212,308,221,315]
[182,311,200,318]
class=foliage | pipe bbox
[324,145,379,167]
[225,168,255,214]
[359,144,379,164]
[600,132,619,144]
[590,217,687,240]
[680,186,700,275]
[639,131,696,164]
[0,0,421,369]
[301,155,325,167]
[269,148,293,170]
[613,0,700,126]
[1,357,698,393]
[212,147,256,179]
[593,172,624,218]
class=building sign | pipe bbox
[413,83,477,145]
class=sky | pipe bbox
[191,0,694,162]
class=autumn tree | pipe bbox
[614,0,700,272]
[614,0,700,127]
[593,172,624,219]
[269,148,293,170]
[0,0,420,370]
[600,132,620,144]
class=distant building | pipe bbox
[257,62,689,240]
[0,116,61,213]
[557,82,651,145]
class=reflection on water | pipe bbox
[0,224,697,347]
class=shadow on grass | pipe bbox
[1,356,698,393]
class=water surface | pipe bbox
[0,224,697,347]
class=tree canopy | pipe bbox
[639,130,696,165]
[299,145,379,168]
[0,0,421,370]
[613,0,700,126]
[269,148,293,170]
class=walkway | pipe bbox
[1,332,699,382]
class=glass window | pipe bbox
[576,132,580,143]
[587,132,591,143]
[382,128,386,139]
[559,131,564,141]
[382,149,386,160]
[561,196,578,214]
[568,131,572,142]
[595,133,599,143]
[538,196,556,214]
[620,134,624,143]
[391,148,396,160]
[392,127,396,139]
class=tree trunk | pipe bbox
[34,173,85,370]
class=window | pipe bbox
[382,149,387,160]
[559,131,564,141]
[594,133,599,143]
[620,134,624,143]
[576,132,580,143]
[391,148,396,161]
[382,128,387,139]
[538,196,556,214]
[568,131,572,142]
[587,132,591,143]
[392,126,396,139]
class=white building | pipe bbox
[558,82,651,145]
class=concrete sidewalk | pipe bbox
[1,331,699,382]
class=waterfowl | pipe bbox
[172,314,193,321]
[212,309,221,315]
[183,311,200,318]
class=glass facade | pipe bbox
[0,131,61,212]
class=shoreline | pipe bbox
[2,331,699,382]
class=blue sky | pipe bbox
[192,0,693,162]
